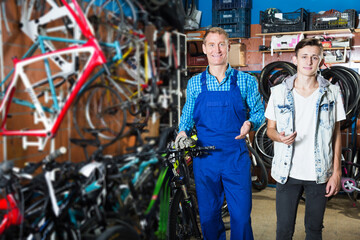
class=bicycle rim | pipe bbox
[72,84,126,141]
[85,84,127,140]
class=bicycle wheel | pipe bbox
[44,225,79,240]
[83,0,126,59]
[97,225,140,240]
[168,188,202,240]
[247,144,268,191]
[72,83,126,141]
[254,122,273,168]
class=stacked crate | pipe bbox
[212,0,252,38]
[260,8,308,33]
[308,9,357,31]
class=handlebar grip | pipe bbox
[44,147,67,162]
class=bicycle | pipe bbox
[0,0,127,150]
[166,144,216,240]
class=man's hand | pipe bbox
[235,121,252,139]
[278,131,297,145]
[325,172,341,197]
[175,131,196,150]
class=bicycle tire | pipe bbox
[84,0,125,58]
[259,61,297,102]
[247,144,268,191]
[321,67,357,130]
[72,83,126,142]
[254,122,273,167]
[168,188,202,240]
[81,213,139,239]
[43,225,79,240]
[96,225,140,240]
[184,0,196,17]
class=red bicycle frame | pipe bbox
[0,0,107,150]
[0,193,23,235]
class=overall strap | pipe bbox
[230,70,239,91]
[200,71,207,92]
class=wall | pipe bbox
[200,0,360,27]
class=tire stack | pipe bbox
[255,62,360,168]
[212,0,252,38]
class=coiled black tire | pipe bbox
[254,122,273,168]
[248,143,268,191]
[322,66,360,130]
[259,61,297,102]
[97,225,140,240]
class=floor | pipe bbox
[225,186,360,239]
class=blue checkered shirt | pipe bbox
[179,65,265,135]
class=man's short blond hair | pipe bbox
[203,27,229,44]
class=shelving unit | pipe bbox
[256,29,359,67]
[259,47,350,53]
[256,28,354,36]
[186,37,247,72]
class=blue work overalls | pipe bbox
[193,70,253,240]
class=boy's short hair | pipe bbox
[295,38,323,56]
[203,27,229,44]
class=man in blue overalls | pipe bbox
[176,27,265,240]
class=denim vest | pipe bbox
[270,74,340,184]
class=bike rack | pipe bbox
[22,136,47,151]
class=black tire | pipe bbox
[247,144,268,191]
[72,84,126,143]
[42,223,79,240]
[168,189,202,240]
[97,225,140,240]
[259,61,297,102]
[254,122,273,168]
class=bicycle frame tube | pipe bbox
[0,38,105,139]
[0,194,23,235]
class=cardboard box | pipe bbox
[229,43,246,67]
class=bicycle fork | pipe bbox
[172,176,202,239]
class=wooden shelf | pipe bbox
[260,47,350,53]
[187,66,207,68]
[187,37,244,42]
[256,29,354,36]
[187,39,203,42]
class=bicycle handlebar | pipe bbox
[44,147,67,162]
[162,145,216,155]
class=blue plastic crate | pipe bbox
[217,22,251,38]
[213,8,251,25]
[213,0,252,10]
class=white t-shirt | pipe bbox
[265,87,346,181]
